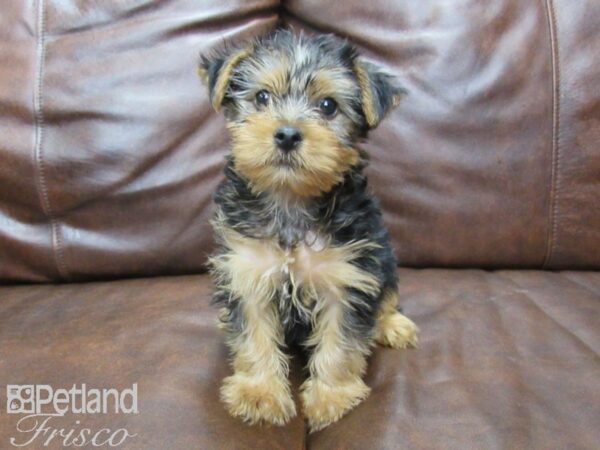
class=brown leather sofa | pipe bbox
[1,1,599,449]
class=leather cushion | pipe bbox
[1,269,599,448]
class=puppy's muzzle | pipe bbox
[274,126,302,153]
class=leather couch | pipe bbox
[1,1,599,449]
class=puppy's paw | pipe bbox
[375,311,419,349]
[301,377,370,432]
[220,373,296,426]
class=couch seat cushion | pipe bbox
[1,269,599,449]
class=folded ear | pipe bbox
[353,59,406,129]
[198,45,253,111]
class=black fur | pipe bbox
[212,158,398,348]
[199,29,405,130]
[202,29,405,383]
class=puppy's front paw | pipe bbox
[301,377,370,432]
[220,373,296,426]
[375,311,419,349]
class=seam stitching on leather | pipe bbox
[33,0,68,280]
[542,0,561,269]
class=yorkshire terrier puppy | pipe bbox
[198,29,418,432]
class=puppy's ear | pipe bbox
[198,45,253,111]
[353,59,406,129]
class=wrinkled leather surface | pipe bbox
[1,269,599,449]
[541,0,600,269]
[0,2,60,281]
[1,1,600,282]
[0,0,278,282]
[0,275,305,450]
[284,0,600,269]
[310,269,600,449]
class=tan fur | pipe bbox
[291,238,381,305]
[210,47,253,111]
[210,227,296,425]
[210,224,383,427]
[301,297,371,432]
[211,224,380,311]
[220,372,296,426]
[210,225,283,302]
[197,66,209,85]
[301,377,370,431]
[353,60,379,128]
[374,289,419,348]
[309,69,357,100]
[255,55,290,96]
[203,31,414,431]
[228,113,360,197]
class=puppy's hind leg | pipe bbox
[374,288,419,349]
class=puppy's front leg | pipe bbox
[301,296,372,432]
[293,240,385,431]
[221,295,296,426]
[211,234,296,425]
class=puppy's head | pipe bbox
[199,30,405,198]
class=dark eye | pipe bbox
[319,97,338,117]
[255,90,270,107]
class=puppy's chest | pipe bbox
[217,197,369,304]
[267,203,318,250]
[260,207,335,282]
[231,229,341,335]
[243,229,333,286]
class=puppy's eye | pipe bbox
[255,90,270,107]
[318,97,338,117]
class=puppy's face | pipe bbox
[199,31,404,198]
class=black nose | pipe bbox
[274,126,302,152]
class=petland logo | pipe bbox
[6,384,138,447]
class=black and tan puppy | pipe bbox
[198,29,418,432]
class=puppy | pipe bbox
[198,29,418,432]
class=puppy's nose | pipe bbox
[274,126,302,152]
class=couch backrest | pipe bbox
[1,0,599,282]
